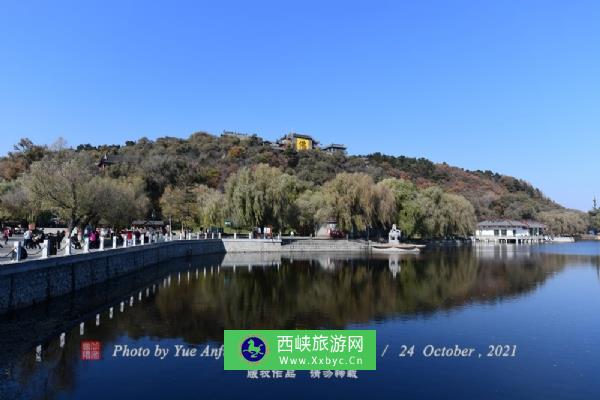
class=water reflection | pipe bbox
[2,246,600,399]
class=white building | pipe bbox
[475,220,546,243]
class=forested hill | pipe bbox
[0,133,560,222]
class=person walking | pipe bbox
[2,227,9,246]
[23,228,32,249]
[56,230,65,250]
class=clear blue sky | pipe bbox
[1,0,599,210]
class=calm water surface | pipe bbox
[2,242,600,399]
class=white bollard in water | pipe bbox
[80,322,84,335]
[36,345,42,362]
[83,238,89,253]
[100,236,104,251]
[112,236,117,249]
[218,232,221,239]
[41,239,49,259]
[211,232,215,239]
[96,314,100,326]
[60,333,65,348]
[109,307,114,319]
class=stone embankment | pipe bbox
[0,238,280,314]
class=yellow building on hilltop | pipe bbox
[276,133,318,151]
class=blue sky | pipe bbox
[1,0,599,210]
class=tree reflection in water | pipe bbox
[2,246,599,400]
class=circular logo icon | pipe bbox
[241,336,266,362]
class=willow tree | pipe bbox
[417,187,475,238]
[196,185,225,228]
[379,178,422,237]
[538,210,587,235]
[321,173,395,233]
[224,164,304,230]
[294,189,327,235]
[443,193,477,237]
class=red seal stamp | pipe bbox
[80,340,102,361]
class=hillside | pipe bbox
[0,133,562,223]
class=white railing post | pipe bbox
[233,232,237,239]
[83,238,90,253]
[65,240,71,255]
[211,232,215,239]
[248,232,252,239]
[41,239,49,259]
[14,241,21,262]
[132,235,136,246]
[123,235,128,248]
[218,232,221,239]
[140,234,145,245]
[204,232,207,239]
[112,236,117,249]
[100,236,105,251]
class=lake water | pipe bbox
[2,242,600,399]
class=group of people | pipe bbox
[2,223,172,260]
[69,225,107,249]
[68,225,168,249]
[22,228,45,249]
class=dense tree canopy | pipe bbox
[224,164,306,230]
[0,134,591,236]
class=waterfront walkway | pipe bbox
[0,233,225,265]
[0,234,373,265]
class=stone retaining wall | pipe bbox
[0,238,282,314]
[281,239,370,252]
